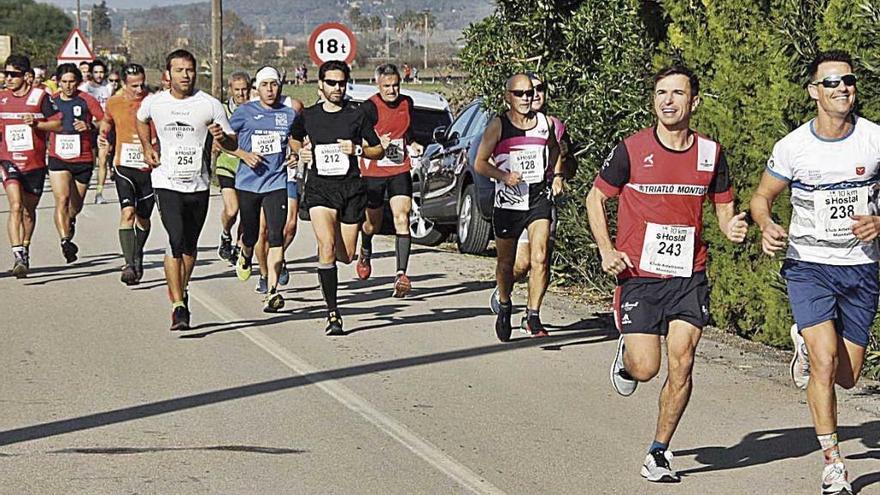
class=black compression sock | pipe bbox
[361,234,373,257]
[396,234,411,273]
[317,264,339,312]
[119,228,136,266]
[135,226,150,261]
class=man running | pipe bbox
[80,60,115,205]
[99,63,154,285]
[355,63,424,297]
[47,63,104,263]
[585,65,747,482]
[0,54,62,277]
[228,66,299,312]
[750,51,880,495]
[475,73,563,340]
[291,60,384,335]
[136,49,236,330]
[489,72,577,332]
[215,72,250,266]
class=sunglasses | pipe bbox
[109,78,120,83]
[533,83,547,93]
[322,78,347,88]
[124,64,145,75]
[509,89,535,98]
[811,74,857,88]
[4,70,24,78]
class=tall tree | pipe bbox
[92,0,112,50]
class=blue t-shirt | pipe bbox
[229,100,297,193]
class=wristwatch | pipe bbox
[354,144,363,157]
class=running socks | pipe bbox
[396,234,411,273]
[12,245,25,260]
[361,233,373,259]
[119,227,137,266]
[135,225,150,262]
[317,263,338,312]
[649,440,669,454]
[172,300,185,310]
[818,432,841,464]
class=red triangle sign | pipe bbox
[57,28,95,61]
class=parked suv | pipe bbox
[413,99,495,254]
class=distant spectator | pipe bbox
[412,66,420,84]
[403,63,412,83]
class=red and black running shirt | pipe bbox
[594,127,733,279]
[359,94,415,178]
[0,86,60,172]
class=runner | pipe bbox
[489,72,578,333]
[136,49,236,330]
[79,62,92,84]
[585,65,747,483]
[749,50,880,495]
[107,71,122,95]
[215,72,250,266]
[355,63,424,297]
[227,66,299,312]
[475,73,564,340]
[291,60,384,335]
[99,63,154,285]
[80,60,115,205]
[47,63,104,263]
[0,54,62,277]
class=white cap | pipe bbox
[255,66,281,86]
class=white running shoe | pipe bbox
[789,323,810,390]
[610,335,637,396]
[489,286,500,315]
[641,450,680,483]
[821,462,852,495]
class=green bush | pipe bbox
[461,0,880,376]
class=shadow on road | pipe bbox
[677,422,880,492]
[48,445,305,455]
[0,327,607,448]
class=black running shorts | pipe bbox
[493,194,553,240]
[48,157,94,185]
[305,176,367,225]
[114,166,155,220]
[613,271,710,336]
[155,188,209,258]
[217,174,235,190]
[364,172,413,209]
[237,188,287,248]
[1,161,47,197]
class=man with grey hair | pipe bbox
[215,71,250,266]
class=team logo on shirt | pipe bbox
[643,154,654,168]
[602,149,615,170]
[73,105,82,118]
[0,97,7,104]
[622,301,639,311]
[856,166,866,176]
[165,122,195,140]
[767,157,775,170]
[275,113,288,127]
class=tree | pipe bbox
[92,0,112,50]
[0,0,73,67]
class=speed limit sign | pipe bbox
[308,22,357,66]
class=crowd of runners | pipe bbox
[1,46,877,495]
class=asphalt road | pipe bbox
[0,181,878,495]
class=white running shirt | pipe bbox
[137,90,232,193]
[78,81,114,110]
[767,116,880,265]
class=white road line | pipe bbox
[193,289,507,495]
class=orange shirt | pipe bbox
[103,92,151,171]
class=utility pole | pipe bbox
[423,11,429,70]
[384,15,391,61]
[76,0,81,31]
[211,0,222,99]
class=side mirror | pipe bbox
[432,126,448,144]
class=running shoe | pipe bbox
[517,315,529,335]
[356,251,371,280]
[263,291,285,313]
[279,263,290,286]
[254,276,268,294]
[610,335,638,396]
[392,273,412,298]
[790,323,810,390]
[120,264,138,286]
[489,286,501,315]
[523,315,550,338]
[61,239,79,264]
[170,306,190,331]
[822,462,852,495]
[495,302,512,342]
[95,191,107,204]
[218,233,233,262]
[134,258,144,282]
[11,257,28,278]
[325,310,344,336]
[641,449,680,483]
[229,245,241,267]
[235,252,253,281]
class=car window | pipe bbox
[411,109,453,146]
[463,106,492,138]
[447,104,479,139]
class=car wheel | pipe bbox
[410,197,446,246]
[457,184,492,254]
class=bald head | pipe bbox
[506,73,532,91]
[504,73,535,116]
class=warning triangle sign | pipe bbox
[57,28,95,61]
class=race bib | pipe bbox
[120,143,145,168]
[814,187,869,241]
[314,143,348,176]
[252,133,281,156]
[5,124,33,152]
[509,148,543,184]
[639,223,695,277]
[55,134,81,159]
[169,145,201,181]
[379,138,406,166]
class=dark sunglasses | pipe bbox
[811,74,857,89]
[509,89,535,98]
[4,70,24,78]
[322,78,347,88]
[109,78,121,83]
[533,83,547,93]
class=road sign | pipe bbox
[57,28,95,65]
[308,22,357,66]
